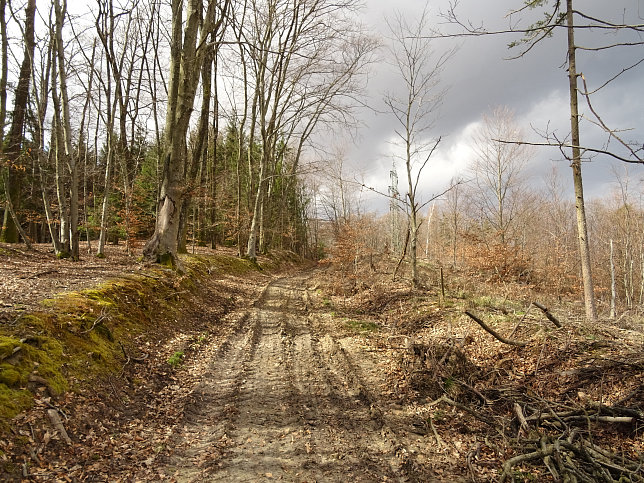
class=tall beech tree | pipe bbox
[143,0,229,267]
[240,0,375,260]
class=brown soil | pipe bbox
[142,273,449,482]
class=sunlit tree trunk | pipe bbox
[566,0,597,321]
[53,0,80,260]
[144,0,228,267]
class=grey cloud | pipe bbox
[339,0,644,211]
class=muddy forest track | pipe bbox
[147,273,437,482]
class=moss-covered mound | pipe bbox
[0,252,273,431]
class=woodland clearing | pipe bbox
[0,244,642,481]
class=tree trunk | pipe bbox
[54,0,79,260]
[97,139,114,257]
[1,0,35,244]
[246,161,264,261]
[610,239,616,319]
[0,0,7,142]
[566,0,597,321]
[144,0,226,267]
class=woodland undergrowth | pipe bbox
[317,251,644,482]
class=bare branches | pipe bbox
[579,73,644,163]
[492,138,644,165]
[532,301,562,328]
[464,311,528,347]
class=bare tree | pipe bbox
[239,0,374,260]
[434,0,644,320]
[383,7,453,287]
[468,106,532,244]
[52,0,81,259]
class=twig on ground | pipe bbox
[532,301,563,328]
[46,409,72,445]
[514,403,529,438]
[509,302,532,338]
[466,442,481,482]
[119,341,149,366]
[464,311,528,347]
[80,313,109,334]
[427,414,445,448]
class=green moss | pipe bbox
[83,289,117,307]
[0,366,22,386]
[0,385,32,422]
[0,337,21,360]
[159,252,175,268]
[345,319,380,333]
[0,250,300,433]
[21,338,68,396]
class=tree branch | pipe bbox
[464,311,528,347]
[492,138,643,164]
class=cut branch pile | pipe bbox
[407,319,644,482]
[500,432,644,482]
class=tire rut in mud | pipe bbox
[149,275,431,482]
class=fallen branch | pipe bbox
[46,409,71,445]
[499,445,554,482]
[80,313,108,334]
[119,341,149,364]
[525,405,641,425]
[466,442,481,482]
[532,301,562,328]
[427,414,445,448]
[514,403,529,437]
[464,311,528,347]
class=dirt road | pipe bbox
[145,273,440,482]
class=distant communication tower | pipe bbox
[389,165,400,253]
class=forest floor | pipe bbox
[1,244,643,481]
[0,243,145,321]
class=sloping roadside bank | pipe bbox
[0,250,304,479]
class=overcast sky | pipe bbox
[331,0,644,213]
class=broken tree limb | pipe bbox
[499,446,555,482]
[464,311,528,347]
[514,403,529,437]
[532,301,562,328]
[427,414,445,448]
[46,409,71,445]
[80,313,108,334]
